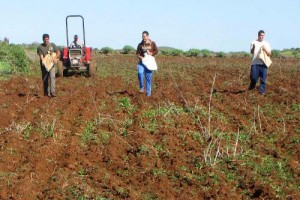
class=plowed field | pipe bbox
[0,54,299,199]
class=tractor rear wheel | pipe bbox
[64,69,69,77]
[57,61,64,77]
[88,61,96,77]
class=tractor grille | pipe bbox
[69,49,82,58]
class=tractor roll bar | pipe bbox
[66,15,86,47]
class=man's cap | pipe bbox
[43,33,49,39]
[74,34,78,38]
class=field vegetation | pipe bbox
[0,42,299,199]
[0,42,29,75]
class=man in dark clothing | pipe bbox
[248,30,272,95]
[70,34,83,48]
[37,34,60,98]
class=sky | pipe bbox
[0,0,299,52]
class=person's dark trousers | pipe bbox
[41,65,56,96]
[249,64,268,94]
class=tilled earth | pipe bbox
[0,55,299,199]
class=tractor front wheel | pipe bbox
[57,61,64,77]
[88,61,96,77]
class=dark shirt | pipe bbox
[37,43,59,66]
[136,40,158,57]
[37,43,59,57]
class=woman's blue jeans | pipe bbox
[137,62,152,96]
[249,64,268,94]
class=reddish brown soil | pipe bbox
[0,55,299,199]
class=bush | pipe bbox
[184,48,201,57]
[122,45,135,54]
[161,49,184,56]
[199,49,211,57]
[0,43,29,73]
[101,47,114,54]
[170,49,184,56]
[0,61,12,74]
[228,51,251,58]
[271,50,281,58]
[216,51,226,58]
[160,49,172,56]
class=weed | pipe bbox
[144,120,157,134]
[121,129,128,137]
[208,172,219,185]
[180,165,188,172]
[116,168,129,177]
[55,109,64,116]
[102,173,110,183]
[271,183,285,198]
[225,171,237,182]
[77,196,87,200]
[191,157,204,170]
[141,103,196,134]
[294,127,300,133]
[81,121,96,145]
[118,97,136,114]
[5,120,30,134]
[257,156,276,176]
[191,131,201,141]
[121,117,133,136]
[142,192,160,200]
[153,143,164,152]
[123,155,130,162]
[291,137,299,144]
[78,168,87,176]
[139,144,149,155]
[163,149,173,158]
[98,131,111,145]
[95,197,110,200]
[22,125,33,140]
[151,168,166,177]
[0,172,15,186]
[39,119,57,138]
[116,187,129,198]
[291,103,299,111]
[239,132,250,143]
[123,117,133,128]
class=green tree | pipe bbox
[271,49,281,58]
[216,51,226,58]
[122,45,135,54]
[161,49,184,56]
[184,48,201,57]
[170,49,184,56]
[101,47,114,54]
[0,43,29,73]
[200,49,211,57]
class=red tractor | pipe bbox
[57,15,95,77]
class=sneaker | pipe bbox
[139,89,144,93]
[50,93,56,97]
[248,86,255,91]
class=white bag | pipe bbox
[42,52,57,72]
[258,47,272,68]
[142,54,157,71]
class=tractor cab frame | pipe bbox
[57,15,95,77]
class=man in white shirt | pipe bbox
[70,34,83,48]
[248,30,272,95]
